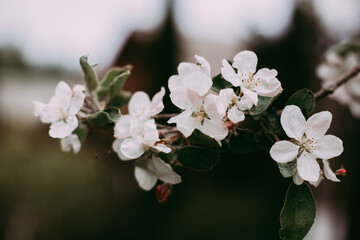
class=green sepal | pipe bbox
[72,124,87,144]
[285,89,315,117]
[177,146,219,171]
[279,183,316,240]
[211,73,233,93]
[97,66,132,100]
[79,55,99,92]
[187,129,220,148]
[106,90,132,108]
[87,107,120,127]
[278,160,297,178]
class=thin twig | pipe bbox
[156,123,173,129]
[159,128,180,136]
[314,63,360,101]
[153,113,178,119]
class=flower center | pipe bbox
[191,105,210,125]
[59,108,69,122]
[241,72,260,89]
[295,133,317,154]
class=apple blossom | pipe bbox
[316,51,360,117]
[60,134,81,154]
[216,88,250,123]
[270,105,343,183]
[34,81,86,138]
[134,154,181,191]
[221,50,282,108]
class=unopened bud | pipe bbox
[156,183,172,203]
[335,164,347,176]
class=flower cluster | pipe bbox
[270,105,343,186]
[34,81,85,153]
[168,51,282,141]
[316,46,360,117]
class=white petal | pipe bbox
[297,153,320,183]
[323,159,340,182]
[194,55,211,77]
[293,171,304,185]
[134,162,157,191]
[345,76,360,97]
[169,87,202,110]
[269,140,299,163]
[217,88,237,116]
[254,68,282,97]
[305,111,332,139]
[314,135,343,159]
[69,85,86,115]
[178,62,198,75]
[168,75,183,92]
[182,70,212,96]
[112,139,132,161]
[233,50,258,74]
[280,105,306,139]
[221,59,242,86]
[348,100,360,118]
[198,119,228,141]
[128,91,151,118]
[49,115,78,138]
[203,94,223,120]
[255,68,278,79]
[114,115,132,139]
[148,155,181,184]
[237,94,254,110]
[33,101,50,123]
[227,106,245,123]
[168,110,196,137]
[241,87,258,106]
[55,81,72,99]
[148,87,165,117]
[152,143,171,153]
[139,119,160,145]
[309,175,324,187]
[60,134,81,154]
[120,137,145,159]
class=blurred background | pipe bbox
[1,0,360,239]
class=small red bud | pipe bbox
[335,164,347,176]
[226,122,234,130]
[156,183,172,203]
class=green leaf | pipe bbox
[87,107,120,127]
[279,183,316,240]
[285,89,315,117]
[79,55,99,92]
[72,124,87,144]
[106,90,132,108]
[211,73,233,92]
[229,130,258,154]
[97,66,131,100]
[177,146,219,171]
[187,129,219,148]
[278,160,297,178]
[158,152,174,164]
[249,95,278,116]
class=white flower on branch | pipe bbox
[60,134,81,154]
[316,51,360,117]
[134,154,181,191]
[216,88,248,123]
[270,105,343,184]
[168,55,228,140]
[34,81,85,138]
[221,50,282,108]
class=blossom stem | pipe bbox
[159,128,180,136]
[314,63,360,101]
[153,113,178,119]
[156,123,173,129]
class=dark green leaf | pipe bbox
[106,90,132,108]
[72,124,87,144]
[79,55,98,92]
[177,146,219,171]
[187,129,219,148]
[158,152,174,164]
[279,183,316,240]
[229,130,258,154]
[285,89,315,117]
[278,160,297,178]
[87,107,120,127]
[250,95,278,116]
[211,73,233,92]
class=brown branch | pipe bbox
[314,63,360,101]
[153,113,178,119]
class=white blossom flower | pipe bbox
[216,88,248,123]
[316,51,360,117]
[270,105,343,183]
[113,118,171,160]
[221,50,282,108]
[60,134,81,154]
[34,81,86,138]
[168,93,228,141]
[134,154,181,191]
